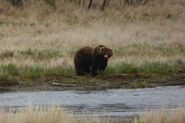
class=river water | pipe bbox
[0,86,185,117]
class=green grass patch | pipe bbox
[0,64,74,86]
[0,61,184,87]
[0,64,19,86]
[140,62,169,74]
[0,64,19,79]
[0,62,173,82]
[105,62,169,75]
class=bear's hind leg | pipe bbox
[83,66,90,74]
[75,64,85,76]
[76,68,85,76]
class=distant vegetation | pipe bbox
[1,0,185,22]
[8,0,157,10]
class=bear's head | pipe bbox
[95,45,113,60]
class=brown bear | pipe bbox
[74,45,113,76]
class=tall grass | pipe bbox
[0,106,185,123]
[0,106,108,123]
[133,108,185,123]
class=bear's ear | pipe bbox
[99,46,105,54]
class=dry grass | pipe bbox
[0,19,184,68]
[133,108,185,123]
[0,106,108,123]
[0,106,185,123]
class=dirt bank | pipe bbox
[0,71,185,92]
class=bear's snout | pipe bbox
[104,55,109,59]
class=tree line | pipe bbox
[9,0,151,10]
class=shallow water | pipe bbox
[0,86,185,117]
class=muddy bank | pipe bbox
[0,72,185,92]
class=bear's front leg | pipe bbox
[99,60,107,71]
[91,58,99,77]
[91,64,98,76]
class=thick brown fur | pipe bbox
[74,45,113,76]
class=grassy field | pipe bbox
[0,106,184,123]
[0,0,185,89]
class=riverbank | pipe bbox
[0,69,185,92]
[0,59,185,92]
